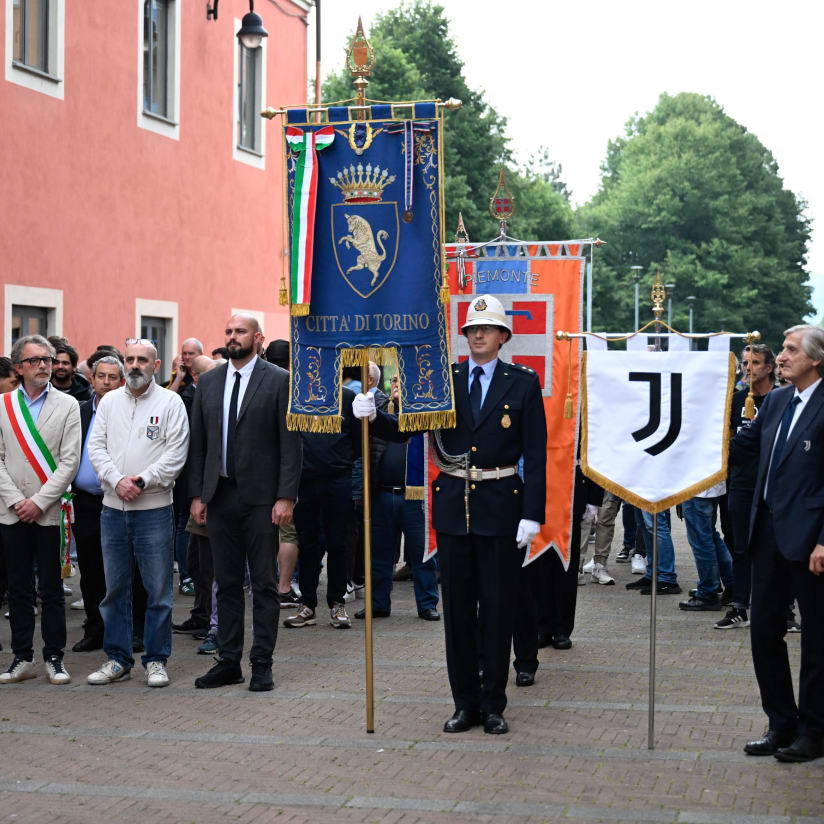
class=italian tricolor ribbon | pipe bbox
[3,390,74,577]
[286,125,335,316]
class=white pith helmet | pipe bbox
[461,294,512,341]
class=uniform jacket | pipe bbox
[730,381,824,561]
[188,358,302,506]
[0,387,81,526]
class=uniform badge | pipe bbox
[146,416,160,440]
[474,298,487,312]
[501,413,511,429]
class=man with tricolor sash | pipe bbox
[0,335,81,686]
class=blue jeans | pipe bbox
[100,505,174,669]
[682,497,734,600]
[371,490,439,613]
[641,510,677,583]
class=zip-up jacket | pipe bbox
[88,379,189,511]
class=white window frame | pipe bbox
[4,0,65,100]
[232,16,266,169]
[135,298,178,371]
[4,284,63,354]
[137,0,180,141]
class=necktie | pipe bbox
[765,395,800,506]
[469,365,484,427]
[226,371,241,478]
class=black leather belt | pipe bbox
[381,486,405,495]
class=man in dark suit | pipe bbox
[730,324,824,762]
[189,314,302,692]
[354,294,547,734]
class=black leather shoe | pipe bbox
[443,709,482,733]
[744,728,796,755]
[774,735,824,763]
[172,618,208,635]
[354,608,390,619]
[249,662,274,692]
[536,632,552,649]
[515,671,534,687]
[552,635,572,650]
[72,635,103,652]
[195,658,245,689]
[483,712,509,734]
[418,608,440,621]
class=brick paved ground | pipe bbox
[1,517,822,824]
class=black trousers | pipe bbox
[73,491,106,640]
[750,506,824,736]
[727,487,754,609]
[438,532,520,715]
[512,551,547,676]
[538,516,581,640]
[187,533,214,627]
[208,479,279,664]
[1,522,65,660]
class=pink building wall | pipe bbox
[1,0,309,368]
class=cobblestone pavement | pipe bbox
[1,517,822,824]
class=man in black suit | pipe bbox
[189,315,302,692]
[730,324,824,762]
[354,294,547,734]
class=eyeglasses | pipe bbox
[125,338,157,346]
[17,356,55,367]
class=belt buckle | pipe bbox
[469,467,482,481]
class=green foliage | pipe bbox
[322,1,572,242]
[576,93,812,347]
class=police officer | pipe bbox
[353,294,547,734]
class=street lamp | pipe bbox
[630,265,643,330]
[686,295,696,349]
[665,282,675,329]
[237,1,268,49]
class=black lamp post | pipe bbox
[237,1,268,49]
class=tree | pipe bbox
[576,93,812,347]
[323,1,572,242]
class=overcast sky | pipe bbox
[307,0,824,319]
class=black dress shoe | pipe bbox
[72,635,103,652]
[443,709,482,733]
[195,658,245,689]
[536,632,552,649]
[418,608,440,621]
[744,728,796,755]
[172,617,209,635]
[552,635,572,650]
[249,662,274,692]
[483,712,509,734]
[774,735,824,763]
[354,608,390,619]
[515,671,534,687]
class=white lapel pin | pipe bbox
[803,440,811,452]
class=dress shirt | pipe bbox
[75,397,103,495]
[221,356,257,477]
[19,381,50,424]
[466,356,497,408]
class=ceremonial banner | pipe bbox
[582,350,735,513]
[284,105,454,432]
[422,241,586,567]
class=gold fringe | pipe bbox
[744,392,755,420]
[440,283,450,305]
[340,346,396,366]
[387,399,395,415]
[290,303,310,317]
[398,410,456,432]
[563,394,574,419]
[61,561,72,579]
[404,486,425,500]
[286,412,342,433]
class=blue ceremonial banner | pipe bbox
[284,106,455,432]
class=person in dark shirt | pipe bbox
[49,338,92,402]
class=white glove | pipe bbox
[352,392,376,422]
[584,504,599,520]
[516,519,540,549]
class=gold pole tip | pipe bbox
[443,97,463,110]
[750,330,761,341]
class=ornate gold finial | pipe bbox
[454,212,470,244]
[346,18,375,114]
[489,168,515,222]
[651,270,665,321]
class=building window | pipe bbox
[5,0,64,98]
[143,0,169,117]
[12,0,48,72]
[11,305,49,342]
[135,298,177,383]
[238,43,261,152]
[140,315,170,383]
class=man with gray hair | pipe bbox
[86,339,189,688]
[0,335,81,685]
[731,324,824,762]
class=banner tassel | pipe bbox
[563,335,574,419]
[744,392,755,420]
[279,277,289,307]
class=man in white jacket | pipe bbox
[87,339,189,687]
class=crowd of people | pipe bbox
[0,307,822,758]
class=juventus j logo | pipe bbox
[629,372,683,456]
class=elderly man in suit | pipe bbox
[731,324,824,762]
[189,314,302,692]
[0,335,81,685]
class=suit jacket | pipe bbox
[0,387,81,526]
[188,358,302,506]
[730,381,824,561]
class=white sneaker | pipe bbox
[45,656,71,685]
[343,582,356,603]
[354,583,365,599]
[631,554,647,575]
[62,582,73,596]
[0,657,37,684]
[582,558,595,574]
[330,603,351,629]
[591,562,615,585]
[87,659,131,685]
[70,598,85,610]
[146,661,169,688]
[577,572,588,586]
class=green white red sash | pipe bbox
[3,389,73,576]
[286,125,335,316]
